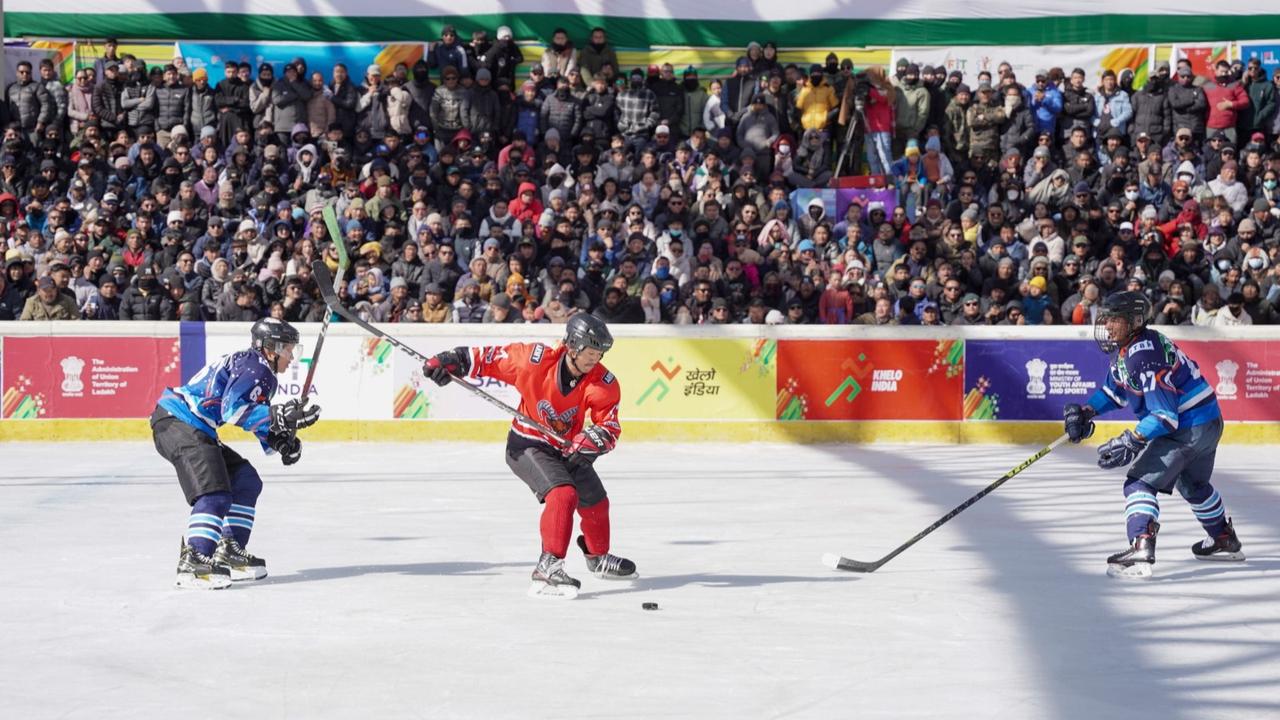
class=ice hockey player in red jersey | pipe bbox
[423,314,636,599]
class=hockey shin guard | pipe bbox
[540,485,578,558]
[1123,480,1160,542]
[577,497,611,555]
[224,464,263,547]
[1181,483,1228,538]
[188,491,232,556]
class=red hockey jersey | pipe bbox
[466,342,622,448]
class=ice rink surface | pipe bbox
[2,440,1278,720]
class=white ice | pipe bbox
[2,440,1279,720]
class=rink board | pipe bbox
[1,323,1278,444]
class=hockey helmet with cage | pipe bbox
[564,314,614,355]
[250,317,301,354]
[1094,291,1151,353]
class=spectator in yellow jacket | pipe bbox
[796,64,838,132]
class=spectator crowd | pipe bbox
[2,29,1278,327]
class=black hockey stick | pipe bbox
[823,434,1069,573]
[310,260,569,446]
[300,205,350,404]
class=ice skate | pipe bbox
[577,535,637,579]
[1192,518,1245,562]
[213,535,268,581]
[175,539,232,590]
[1107,521,1158,580]
[528,551,580,599]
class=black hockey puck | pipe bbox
[642,602,659,611]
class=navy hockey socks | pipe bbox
[187,492,232,556]
[1182,484,1228,538]
[1123,480,1160,542]
[222,504,256,546]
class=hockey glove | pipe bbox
[423,348,470,387]
[1063,403,1096,444]
[268,432,302,466]
[566,425,616,468]
[270,398,321,434]
[1097,430,1147,470]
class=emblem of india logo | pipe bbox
[1214,360,1238,397]
[1025,358,1048,396]
[60,356,86,394]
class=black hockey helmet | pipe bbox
[250,317,301,353]
[1094,291,1151,353]
[564,314,613,355]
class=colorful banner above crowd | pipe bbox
[1170,43,1234,79]
[1237,41,1280,78]
[175,42,425,81]
[9,1,1280,49]
[892,45,1154,87]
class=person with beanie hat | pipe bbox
[894,63,930,155]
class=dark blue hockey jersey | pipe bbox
[1087,328,1220,440]
[157,350,279,453]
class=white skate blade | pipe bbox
[1194,551,1246,562]
[1107,562,1153,580]
[591,570,639,581]
[527,581,579,600]
[176,572,233,590]
[229,566,269,581]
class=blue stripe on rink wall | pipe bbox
[179,321,206,382]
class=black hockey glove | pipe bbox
[565,425,616,468]
[1097,430,1146,470]
[1063,403,1096,444]
[423,347,470,387]
[268,431,302,466]
[270,398,321,434]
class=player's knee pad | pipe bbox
[229,463,263,506]
[192,490,232,518]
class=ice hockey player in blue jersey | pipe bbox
[1063,291,1244,579]
[151,318,321,589]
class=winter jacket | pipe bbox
[249,80,274,128]
[945,99,969,156]
[155,82,191,134]
[1130,82,1172,144]
[894,82,930,139]
[1059,84,1096,136]
[577,43,617,84]
[966,100,1006,158]
[1000,105,1036,157]
[43,78,68,128]
[330,80,360,137]
[5,79,54,130]
[92,77,125,130]
[386,84,412,136]
[616,87,658,137]
[582,89,617,139]
[358,85,392,139]
[271,80,312,137]
[539,47,577,79]
[1093,89,1132,136]
[540,90,582,140]
[467,85,501,136]
[650,79,684,128]
[1025,85,1063,135]
[117,286,165,320]
[736,107,780,155]
[187,84,218,133]
[680,85,709,138]
[480,42,524,86]
[306,89,336,138]
[429,84,469,132]
[1203,80,1248,131]
[1168,81,1208,137]
[20,293,79,320]
[427,42,469,74]
[795,79,837,131]
[68,83,94,134]
[1243,79,1277,133]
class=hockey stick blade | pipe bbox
[309,260,569,446]
[825,434,1070,573]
